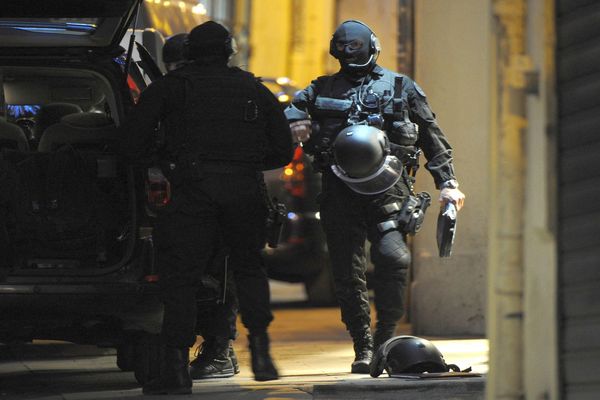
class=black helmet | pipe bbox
[370,335,455,377]
[331,125,403,195]
[186,21,236,60]
[163,33,188,64]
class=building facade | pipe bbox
[245,1,600,397]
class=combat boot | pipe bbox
[350,327,373,374]
[142,346,192,395]
[373,321,397,351]
[190,337,235,379]
[248,332,279,381]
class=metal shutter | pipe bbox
[556,0,600,398]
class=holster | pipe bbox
[265,200,286,248]
[376,192,431,235]
[258,176,287,248]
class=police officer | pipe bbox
[161,32,241,381]
[285,20,465,374]
[120,21,293,394]
[162,33,189,72]
[192,243,240,379]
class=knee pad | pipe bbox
[371,243,411,270]
[370,232,411,269]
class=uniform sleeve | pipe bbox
[256,82,294,170]
[287,77,325,116]
[406,79,457,189]
[118,77,183,163]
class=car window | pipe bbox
[0,19,99,35]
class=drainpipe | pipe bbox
[487,0,532,399]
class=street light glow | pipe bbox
[192,4,207,15]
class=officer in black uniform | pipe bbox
[285,20,465,374]
[162,32,241,381]
[191,243,240,378]
[120,21,293,394]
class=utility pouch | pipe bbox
[390,119,418,145]
[265,198,287,248]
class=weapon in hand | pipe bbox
[437,202,457,258]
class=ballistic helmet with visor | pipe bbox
[370,335,457,377]
[330,125,403,195]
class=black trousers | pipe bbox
[320,171,411,333]
[195,247,238,341]
[154,172,271,348]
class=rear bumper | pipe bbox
[0,282,163,340]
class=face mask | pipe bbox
[331,21,375,73]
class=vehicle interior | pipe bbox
[0,66,133,274]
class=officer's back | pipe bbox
[119,21,292,395]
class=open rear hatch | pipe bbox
[0,69,136,276]
[0,0,140,54]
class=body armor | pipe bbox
[169,67,267,166]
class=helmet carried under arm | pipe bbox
[330,124,403,195]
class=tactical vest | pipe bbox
[169,68,268,166]
[309,67,420,170]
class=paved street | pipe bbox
[0,282,488,399]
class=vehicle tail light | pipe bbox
[146,167,171,209]
[127,75,141,104]
[281,147,306,198]
[144,274,159,283]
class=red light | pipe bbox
[281,147,306,197]
[144,274,160,282]
[292,146,304,161]
[146,168,171,209]
[127,75,141,104]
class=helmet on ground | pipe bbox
[331,125,403,195]
[370,335,451,377]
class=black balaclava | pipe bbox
[187,21,232,65]
[330,20,377,77]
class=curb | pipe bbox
[313,376,486,400]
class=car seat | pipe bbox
[37,112,117,152]
[0,118,30,152]
[33,102,83,146]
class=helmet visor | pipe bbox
[331,155,403,195]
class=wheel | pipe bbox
[304,257,337,306]
[133,333,164,385]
